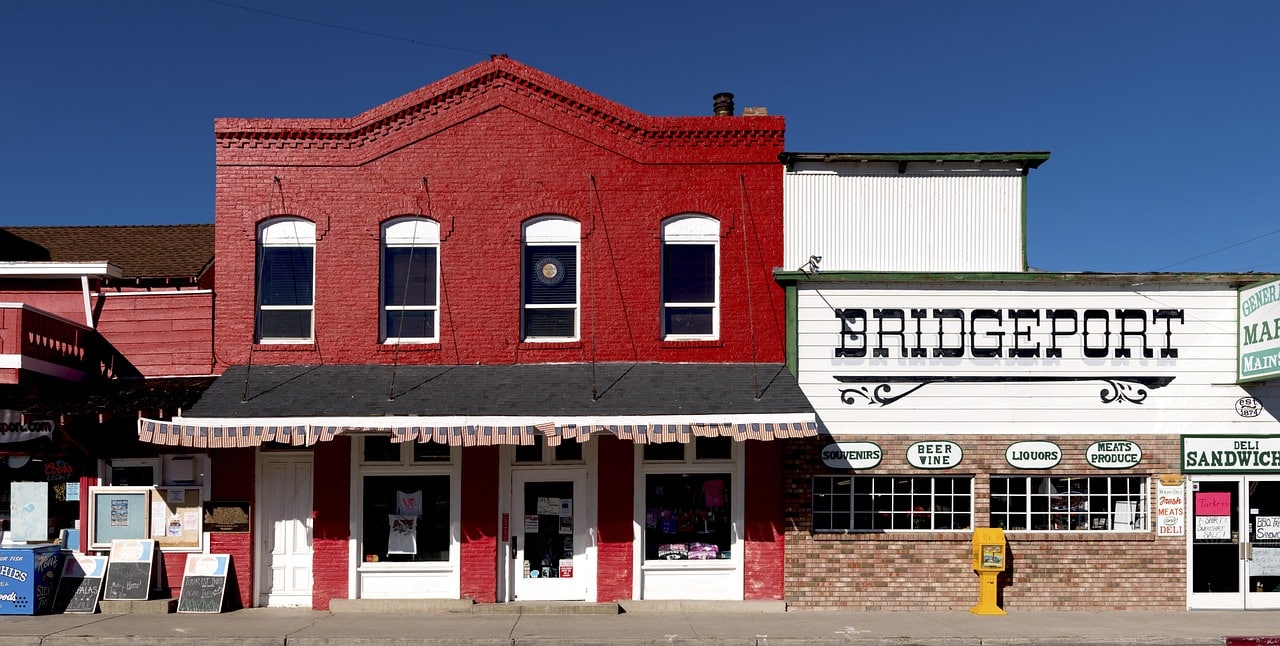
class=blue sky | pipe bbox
[2,1,1277,273]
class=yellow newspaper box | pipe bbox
[969,528,1006,615]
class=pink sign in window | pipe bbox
[1195,492,1231,516]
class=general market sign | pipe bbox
[1239,277,1280,383]
[1085,441,1142,469]
[1183,436,1280,472]
[906,441,962,469]
[820,442,882,470]
[1005,441,1062,469]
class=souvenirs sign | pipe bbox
[820,442,882,470]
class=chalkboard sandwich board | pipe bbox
[53,554,109,614]
[177,554,231,613]
[103,539,155,601]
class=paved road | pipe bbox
[1,608,1280,645]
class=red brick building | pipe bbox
[142,57,817,608]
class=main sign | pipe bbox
[1239,277,1280,382]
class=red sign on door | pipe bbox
[1194,492,1231,516]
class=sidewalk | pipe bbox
[1,607,1280,646]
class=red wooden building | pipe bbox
[140,57,817,608]
[0,225,214,588]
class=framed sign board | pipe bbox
[103,539,155,601]
[176,554,231,613]
[152,487,203,550]
[87,487,153,551]
[53,554,109,614]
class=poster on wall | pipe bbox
[9,482,49,542]
[1156,482,1186,537]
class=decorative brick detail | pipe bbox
[784,434,1186,610]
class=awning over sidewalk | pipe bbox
[137,363,819,448]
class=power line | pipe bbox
[199,0,492,57]
[1155,222,1280,272]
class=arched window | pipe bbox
[661,215,718,339]
[256,218,315,342]
[382,218,441,343]
[522,216,580,341]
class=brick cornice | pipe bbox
[214,58,784,158]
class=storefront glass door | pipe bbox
[511,471,588,601]
[1188,476,1280,609]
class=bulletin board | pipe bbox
[151,487,204,551]
[88,487,153,551]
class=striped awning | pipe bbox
[136,417,819,449]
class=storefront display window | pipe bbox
[361,475,449,562]
[813,475,972,532]
[644,473,731,561]
[990,475,1147,532]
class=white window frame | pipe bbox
[661,214,719,340]
[521,216,580,342]
[381,218,440,344]
[351,436,461,598]
[812,475,974,533]
[257,218,316,343]
[989,474,1149,533]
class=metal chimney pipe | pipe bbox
[713,92,735,116]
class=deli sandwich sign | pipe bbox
[1239,277,1280,383]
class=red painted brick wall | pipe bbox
[312,437,352,609]
[783,434,1186,610]
[209,448,256,609]
[460,446,499,602]
[213,57,784,370]
[744,440,784,600]
[595,435,634,601]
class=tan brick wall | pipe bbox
[784,434,1187,610]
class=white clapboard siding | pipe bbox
[784,166,1024,273]
[797,284,1280,435]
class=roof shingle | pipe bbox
[0,224,213,279]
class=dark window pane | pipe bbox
[524,245,577,305]
[515,436,544,463]
[645,474,731,560]
[554,439,582,462]
[259,246,313,306]
[383,247,437,307]
[363,436,399,462]
[412,442,450,462]
[663,244,714,303]
[664,307,713,336]
[361,475,450,562]
[695,436,732,460]
[385,310,436,339]
[643,443,684,461]
[258,309,311,339]
[524,308,574,338]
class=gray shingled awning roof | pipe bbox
[139,363,818,447]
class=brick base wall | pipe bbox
[784,434,1186,610]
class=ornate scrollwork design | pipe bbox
[835,375,1173,407]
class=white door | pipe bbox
[511,470,590,601]
[1187,476,1280,609]
[257,451,314,607]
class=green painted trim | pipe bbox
[1021,172,1029,271]
[780,151,1051,167]
[772,269,1278,286]
[784,283,798,377]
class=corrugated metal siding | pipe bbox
[784,172,1024,272]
